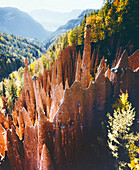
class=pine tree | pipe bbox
[2,82,6,97]
[62,32,69,50]
[80,14,87,45]
[6,76,18,113]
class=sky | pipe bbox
[0,0,104,12]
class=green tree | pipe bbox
[68,29,74,46]
[6,76,18,113]
[68,27,80,46]
[119,0,139,36]
[79,14,87,45]
[62,32,69,50]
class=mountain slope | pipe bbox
[0,7,51,41]
[29,9,82,31]
[0,33,47,81]
[45,9,94,47]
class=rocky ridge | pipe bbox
[0,25,139,170]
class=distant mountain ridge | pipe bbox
[0,7,51,42]
[29,9,82,31]
[45,9,94,48]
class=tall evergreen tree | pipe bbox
[2,82,6,97]
[80,14,87,45]
[6,76,17,113]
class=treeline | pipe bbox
[53,0,138,50]
[0,33,47,80]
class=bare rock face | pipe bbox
[129,50,139,71]
[75,51,82,82]
[38,108,54,164]
[95,56,105,80]
[49,82,64,122]
[51,62,57,90]
[0,23,138,170]
[115,49,129,69]
[90,48,96,73]
[81,24,91,89]
[95,68,112,111]
[109,49,139,100]
[23,124,38,169]
[0,112,9,130]
[57,57,63,85]
[7,126,24,170]
[0,124,6,158]
[112,47,123,68]
[56,81,95,126]
[105,66,111,80]
[40,144,54,170]
[43,69,48,92]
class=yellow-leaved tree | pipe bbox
[107,92,139,169]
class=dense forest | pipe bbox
[0,33,47,81]
[53,0,138,49]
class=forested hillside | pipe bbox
[53,0,139,49]
[0,33,47,81]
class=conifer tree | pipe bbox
[62,32,69,49]
[80,14,87,45]
[6,76,17,113]
[2,82,6,97]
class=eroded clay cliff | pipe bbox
[0,24,139,170]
